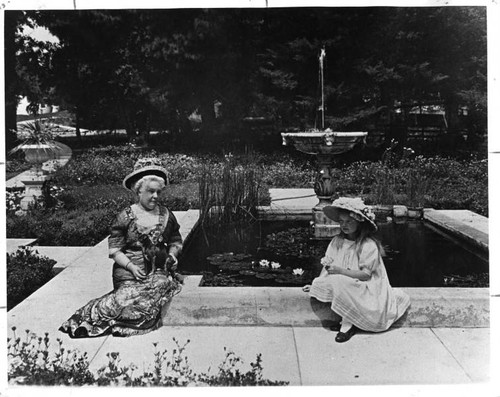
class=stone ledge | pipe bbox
[424,209,488,251]
[164,277,490,328]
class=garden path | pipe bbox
[6,141,72,189]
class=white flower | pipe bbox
[270,262,281,269]
[259,259,270,267]
[293,268,304,276]
[320,256,334,266]
[8,356,23,369]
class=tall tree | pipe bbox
[4,11,55,152]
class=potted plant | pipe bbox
[9,119,61,174]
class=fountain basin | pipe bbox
[281,130,367,155]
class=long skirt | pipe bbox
[309,274,410,332]
[59,271,181,338]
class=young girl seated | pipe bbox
[303,197,410,343]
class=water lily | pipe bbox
[293,268,304,276]
[270,262,281,269]
[259,259,270,267]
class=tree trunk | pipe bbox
[444,96,461,149]
[199,98,216,147]
[199,98,216,134]
[74,108,82,144]
[4,11,21,154]
[399,105,409,149]
[117,101,137,142]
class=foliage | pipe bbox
[6,156,32,178]
[51,147,137,186]
[443,273,488,288]
[6,149,487,246]
[368,165,397,206]
[334,155,487,216]
[7,247,56,310]
[263,227,328,262]
[199,153,262,225]
[6,181,198,246]
[6,208,116,246]
[6,8,486,149]
[52,147,199,186]
[200,229,327,287]
[7,329,288,386]
[6,189,24,213]
[259,154,315,188]
[12,119,58,147]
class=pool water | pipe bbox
[178,219,488,288]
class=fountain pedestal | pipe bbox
[312,154,341,238]
[281,130,368,239]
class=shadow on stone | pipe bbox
[309,297,342,330]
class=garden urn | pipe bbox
[20,143,55,174]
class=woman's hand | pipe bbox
[165,254,178,273]
[128,263,147,281]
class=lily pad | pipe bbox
[239,270,257,276]
[275,274,312,285]
[255,272,276,280]
[207,253,232,262]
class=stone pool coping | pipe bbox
[424,208,488,252]
[169,276,490,328]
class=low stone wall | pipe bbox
[164,277,489,328]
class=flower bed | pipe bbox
[6,146,487,246]
[334,155,487,216]
[7,328,288,386]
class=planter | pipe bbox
[17,143,60,174]
[21,144,55,165]
[407,207,424,219]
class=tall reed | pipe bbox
[198,154,262,227]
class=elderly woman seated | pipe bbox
[60,158,183,338]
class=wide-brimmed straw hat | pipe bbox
[323,197,377,232]
[122,158,168,191]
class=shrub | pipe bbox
[6,157,31,180]
[7,329,289,386]
[52,148,136,186]
[260,160,314,188]
[333,156,487,216]
[6,188,24,213]
[6,183,200,246]
[52,146,201,187]
[7,247,57,310]
[7,208,112,246]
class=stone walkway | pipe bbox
[6,141,73,189]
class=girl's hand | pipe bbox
[128,263,147,281]
[325,265,343,275]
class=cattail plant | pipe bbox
[199,153,262,227]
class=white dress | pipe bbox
[309,236,410,332]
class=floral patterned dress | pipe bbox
[59,205,183,338]
[309,236,410,332]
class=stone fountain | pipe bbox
[281,129,367,238]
